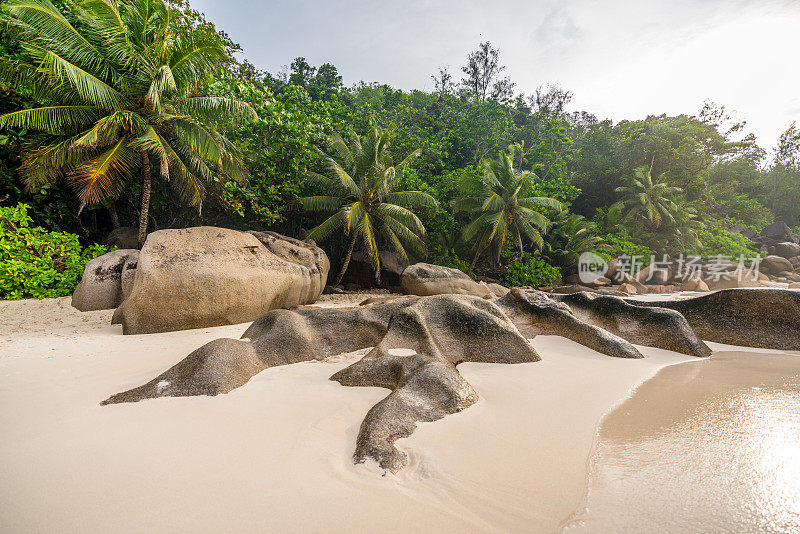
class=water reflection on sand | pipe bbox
[564,350,800,533]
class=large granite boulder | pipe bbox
[247,231,329,300]
[761,255,794,276]
[772,242,800,260]
[71,249,139,311]
[111,227,329,334]
[761,221,797,244]
[106,287,798,473]
[400,262,492,298]
[629,288,800,350]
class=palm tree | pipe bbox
[543,212,609,269]
[648,200,704,253]
[0,0,256,246]
[454,144,563,272]
[300,125,436,287]
[613,164,681,230]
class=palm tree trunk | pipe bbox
[107,202,120,229]
[137,153,151,248]
[490,241,502,269]
[467,245,484,275]
[333,232,358,287]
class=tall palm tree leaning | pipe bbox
[454,144,563,273]
[0,0,256,246]
[613,163,681,231]
[300,125,436,287]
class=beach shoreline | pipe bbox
[0,295,701,533]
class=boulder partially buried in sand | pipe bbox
[550,291,711,357]
[71,249,139,311]
[331,295,539,472]
[105,294,539,472]
[111,227,329,334]
[105,288,798,473]
[630,288,800,350]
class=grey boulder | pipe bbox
[400,262,492,298]
[71,249,139,311]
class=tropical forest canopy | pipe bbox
[1,0,799,294]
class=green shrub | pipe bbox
[428,251,472,277]
[692,227,757,260]
[502,253,561,288]
[593,228,654,265]
[0,203,108,300]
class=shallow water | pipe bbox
[564,350,800,533]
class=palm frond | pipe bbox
[306,210,346,242]
[168,96,257,127]
[5,0,110,78]
[299,195,343,212]
[67,138,138,210]
[70,110,146,149]
[518,196,563,211]
[384,190,437,209]
[146,64,176,112]
[378,214,426,256]
[36,50,126,110]
[376,203,425,235]
[0,106,101,134]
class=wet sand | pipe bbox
[564,348,800,533]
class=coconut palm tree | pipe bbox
[0,0,256,246]
[300,125,436,286]
[646,200,704,253]
[613,165,681,230]
[542,212,609,269]
[454,144,563,272]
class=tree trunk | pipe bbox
[467,245,484,275]
[107,202,120,229]
[138,153,151,249]
[490,241,501,269]
[333,232,358,287]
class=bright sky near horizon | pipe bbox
[191,0,800,151]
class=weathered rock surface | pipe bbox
[247,231,330,300]
[103,299,417,404]
[111,227,329,334]
[487,282,510,297]
[631,288,800,350]
[330,295,539,472]
[761,255,794,275]
[772,242,800,260]
[761,221,797,244]
[120,256,138,301]
[71,249,139,311]
[705,274,762,290]
[400,262,492,298]
[497,289,644,359]
[104,287,798,473]
[550,291,711,357]
[635,264,673,284]
[680,277,709,292]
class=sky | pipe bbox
[191,0,800,150]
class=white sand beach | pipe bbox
[0,295,697,533]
